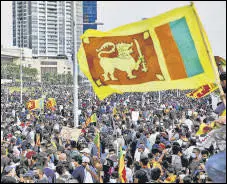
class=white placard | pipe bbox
[211,94,220,110]
[132,111,139,122]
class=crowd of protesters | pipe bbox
[1,72,226,183]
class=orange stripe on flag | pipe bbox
[155,24,188,80]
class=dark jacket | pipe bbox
[72,166,86,183]
[72,165,97,183]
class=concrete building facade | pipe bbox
[1,46,72,82]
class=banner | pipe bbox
[78,3,216,100]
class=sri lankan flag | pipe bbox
[186,56,225,98]
[27,100,36,110]
[94,132,101,157]
[90,113,97,123]
[46,98,57,110]
[85,117,91,127]
[113,106,117,115]
[186,83,218,99]
[27,99,44,110]
[78,3,217,100]
[119,146,127,183]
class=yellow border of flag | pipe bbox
[78,4,216,100]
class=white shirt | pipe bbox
[134,148,150,162]
[12,110,16,117]
[59,105,63,111]
[184,119,193,132]
[30,131,35,142]
[126,167,133,183]
[48,162,56,170]
[13,146,20,158]
[84,168,93,183]
[160,104,166,109]
[149,132,159,147]
[177,139,185,147]
[183,146,196,159]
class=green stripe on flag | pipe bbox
[170,17,204,77]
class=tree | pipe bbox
[41,72,73,85]
[1,63,38,82]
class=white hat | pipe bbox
[82,156,90,163]
[80,148,91,154]
[15,131,21,135]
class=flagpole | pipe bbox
[73,2,79,128]
[191,2,226,107]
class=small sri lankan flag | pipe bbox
[46,98,57,110]
[78,3,217,100]
[186,83,218,99]
[27,100,37,110]
[186,56,225,99]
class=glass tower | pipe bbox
[83,1,97,33]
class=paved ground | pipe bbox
[61,126,82,141]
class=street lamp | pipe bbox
[18,14,32,105]
[19,20,24,105]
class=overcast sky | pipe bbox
[1,1,226,58]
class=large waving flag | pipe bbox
[78,3,217,100]
[119,146,127,183]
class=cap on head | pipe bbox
[138,144,145,150]
[80,148,90,154]
[82,156,90,163]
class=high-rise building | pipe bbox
[12,1,83,59]
[83,1,97,33]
